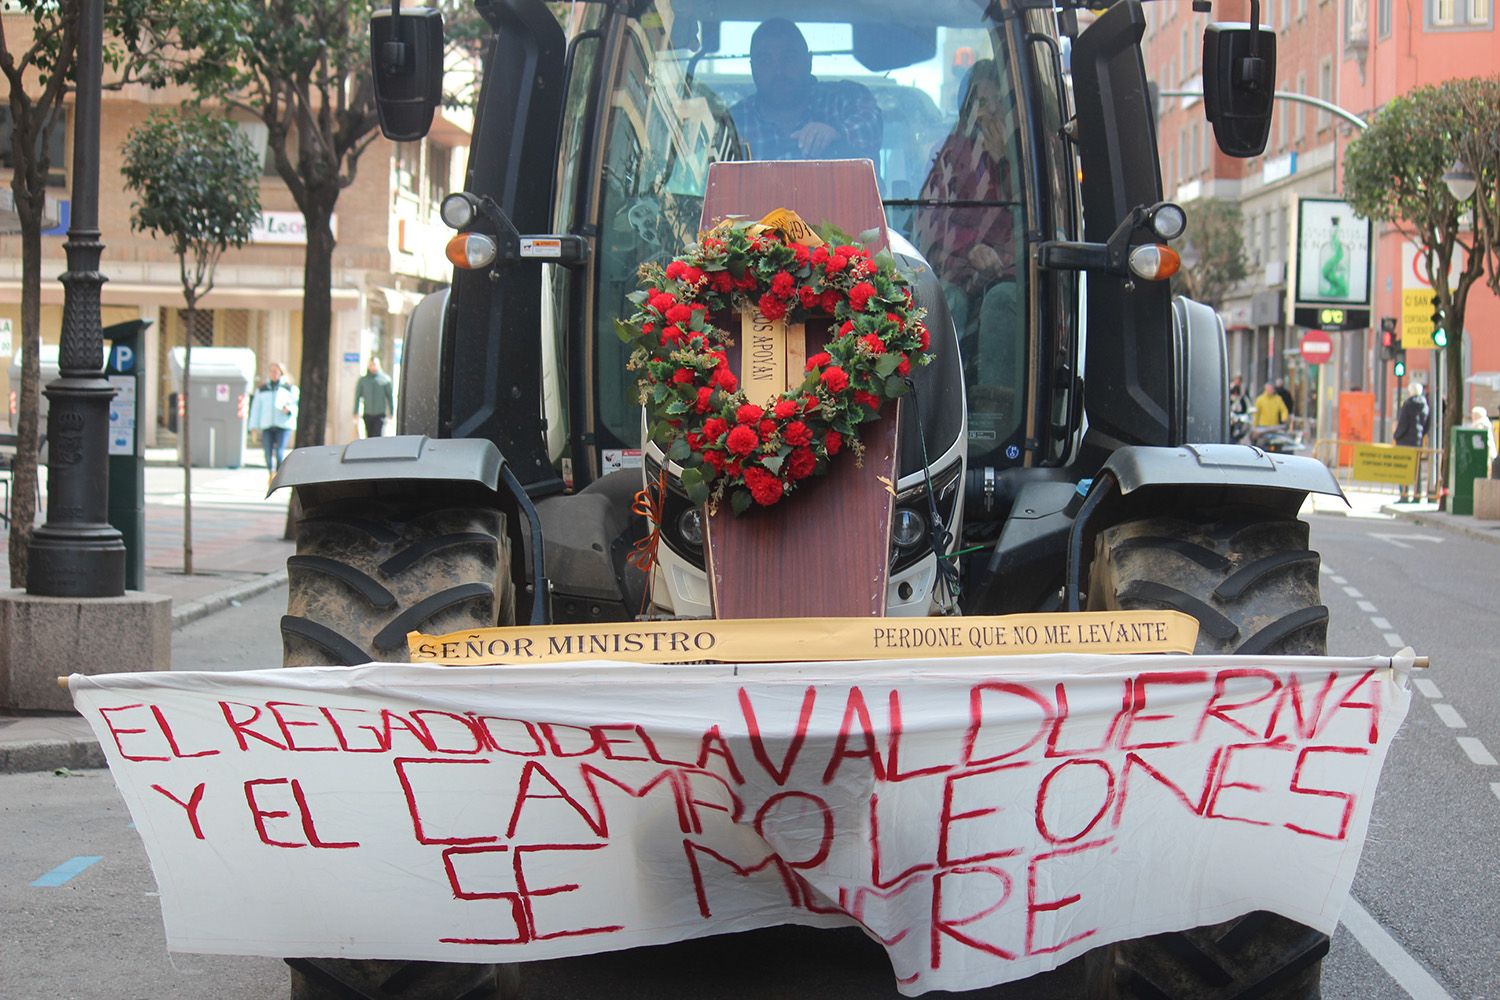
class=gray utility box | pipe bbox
[168,347,256,468]
[9,345,60,462]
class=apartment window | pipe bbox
[1248,215,1262,267]
[1276,206,1288,261]
[1298,0,1308,16]
[1472,0,1492,21]
[1281,0,1292,27]
[1317,59,1333,130]
[1180,28,1189,80]
[1379,0,1393,33]
[426,142,452,207]
[395,141,420,194]
[1179,131,1190,181]
[1202,121,1212,170]
[0,107,67,187]
[1276,102,1287,151]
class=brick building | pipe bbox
[0,20,469,450]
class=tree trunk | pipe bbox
[1439,307,1467,508]
[182,301,195,575]
[8,187,45,588]
[294,193,337,450]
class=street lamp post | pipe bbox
[25,0,125,597]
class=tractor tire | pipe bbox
[283,500,515,666]
[1085,513,1330,1000]
[282,498,518,1000]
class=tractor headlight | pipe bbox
[892,507,927,549]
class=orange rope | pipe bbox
[627,469,668,615]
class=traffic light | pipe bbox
[1393,351,1407,378]
[1433,325,1449,348]
[1380,323,1397,360]
[1430,295,1449,347]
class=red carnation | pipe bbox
[711,367,738,393]
[839,320,855,336]
[811,246,830,265]
[642,321,656,335]
[821,366,850,393]
[686,432,704,452]
[649,291,677,314]
[665,260,687,279]
[848,281,876,312]
[918,323,931,351]
[759,418,778,441]
[825,429,843,455]
[854,390,881,411]
[799,286,820,309]
[837,244,867,259]
[825,254,850,275]
[886,312,902,324]
[726,424,759,457]
[819,290,841,314]
[736,272,759,291]
[660,325,685,347]
[724,460,743,477]
[758,293,787,322]
[897,354,911,377]
[703,417,729,441]
[701,236,724,250]
[787,447,817,480]
[773,399,798,419]
[736,403,764,424]
[682,266,705,285]
[671,367,695,384]
[793,244,811,265]
[744,466,785,506]
[686,332,708,348]
[770,271,796,298]
[805,351,832,371]
[695,386,714,413]
[665,303,693,324]
[783,420,813,447]
[860,333,886,354]
[711,271,734,293]
[804,396,820,412]
[703,449,725,472]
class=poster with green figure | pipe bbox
[1319,216,1350,298]
[1296,197,1370,306]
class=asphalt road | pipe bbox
[3,510,1496,999]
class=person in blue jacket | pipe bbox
[248,361,298,476]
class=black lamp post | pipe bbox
[26,0,126,597]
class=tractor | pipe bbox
[272,0,1342,996]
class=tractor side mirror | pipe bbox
[371,6,444,142]
[1202,23,1276,158]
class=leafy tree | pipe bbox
[1171,198,1247,311]
[1345,77,1500,502]
[121,111,261,575]
[132,0,383,452]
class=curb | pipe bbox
[2,571,289,775]
[1381,505,1500,547]
[171,569,289,629]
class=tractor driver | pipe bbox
[729,19,882,163]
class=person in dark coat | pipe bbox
[1393,381,1429,501]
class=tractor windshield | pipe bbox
[578,0,1031,465]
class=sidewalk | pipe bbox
[1,450,293,773]
[6,477,1498,775]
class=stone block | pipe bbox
[0,589,171,711]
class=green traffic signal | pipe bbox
[1394,358,1407,377]
[1432,326,1449,348]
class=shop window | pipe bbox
[0,107,67,187]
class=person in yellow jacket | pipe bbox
[1251,382,1288,445]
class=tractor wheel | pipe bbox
[282,497,518,1000]
[1085,513,1330,999]
[282,500,515,666]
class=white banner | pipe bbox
[72,655,1411,995]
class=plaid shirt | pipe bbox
[730,80,883,162]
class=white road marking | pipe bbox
[1370,616,1392,630]
[1457,737,1498,766]
[1330,574,1347,584]
[1371,532,1444,550]
[1432,704,1467,729]
[1384,632,1405,648]
[1357,600,1378,612]
[1413,678,1443,699]
[1339,896,1455,1000]
[1344,586,1365,598]
[1491,783,1500,805]
[1321,564,1335,576]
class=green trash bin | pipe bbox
[1449,426,1488,516]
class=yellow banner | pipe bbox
[1401,289,1437,350]
[409,611,1200,665]
[751,207,824,247]
[1351,443,1419,484]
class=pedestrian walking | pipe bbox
[1470,405,1496,476]
[1250,382,1287,446]
[1393,381,1429,502]
[354,356,394,439]
[247,362,298,478]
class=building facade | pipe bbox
[0,27,469,453]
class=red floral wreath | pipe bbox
[617,216,932,512]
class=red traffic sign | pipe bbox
[1300,329,1333,365]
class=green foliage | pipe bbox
[121,112,262,264]
[1170,198,1247,310]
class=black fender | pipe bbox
[270,435,550,624]
[1063,443,1344,610]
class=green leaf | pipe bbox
[665,400,690,416]
[651,382,670,404]
[884,375,908,396]
[761,454,784,475]
[615,318,639,344]
[875,353,902,377]
[680,467,710,504]
[650,421,677,445]
[667,437,692,462]
[730,489,753,515]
